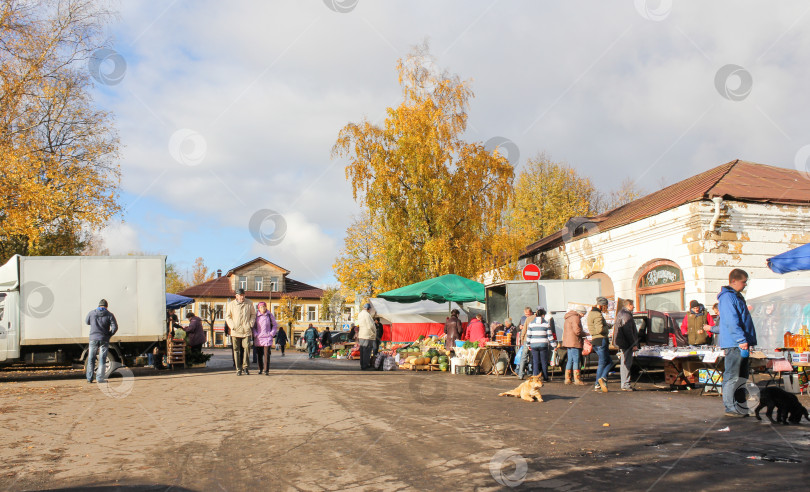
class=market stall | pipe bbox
[369,298,469,342]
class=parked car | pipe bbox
[634,310,687,347]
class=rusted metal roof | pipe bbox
[521,159,810,258]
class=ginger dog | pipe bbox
[498,376,544,402]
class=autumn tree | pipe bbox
[506,154,595,244]
[191,257,216,285]
[165,262,189,294]
[590,178,646,214]
[333,210,385,298]
[0,0,121,264]
[320,286,345,330]
[332,44,514,292]
[277,293,302,332]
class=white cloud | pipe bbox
[89,1,810,283]
[99,222,142,255]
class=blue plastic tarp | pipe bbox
[166,293,194,309]
[767,243,810,274]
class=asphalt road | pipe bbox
[1,348,809,491]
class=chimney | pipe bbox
[216,269,222,278]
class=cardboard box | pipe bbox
[790,352,810,364]
[665,363,697,385]
[698,369,722,384]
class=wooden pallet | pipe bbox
[166,338,186,369]
[399,363,445,371]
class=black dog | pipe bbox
[755,386,810,425]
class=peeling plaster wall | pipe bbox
[530,200,810,308]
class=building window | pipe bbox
[199,303,210,320]
[214,303,225,320]
[269,276,279,292]
[238,276,247,290]
[343,307,353,321]
[636,260,684,312]
[255,276,263,291]
[294,306,303,321]
[307,306,317,321]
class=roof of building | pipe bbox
[522,159,810,257]
[178,273,323,300]
[225,257,290,276]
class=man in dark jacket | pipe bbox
[321,327,332,349]
[304,324,319,359]
[85,299,118,383]
[185,311,206,354]
[614,300,638,391]
[373,317,384,356]
[444,309,464,351]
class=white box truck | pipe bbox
[0,255,167,376]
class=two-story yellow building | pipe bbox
[178,257,328,347]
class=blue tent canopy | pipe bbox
[166,293,194,309]
[767,243,810,274]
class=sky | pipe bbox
[91,0,810,288]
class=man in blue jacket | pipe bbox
[85,299,118,383]
[717,269,757,417]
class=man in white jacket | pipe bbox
[357,303,376,370]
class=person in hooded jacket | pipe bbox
[563,307,587,385]
[680,300,715,346]
[718,268,758,417]
[252,302,278,375]
[85,299,118,383]
[464,314,488,345]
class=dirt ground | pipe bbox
[1,349,809,492]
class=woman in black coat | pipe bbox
[275,327,288,356]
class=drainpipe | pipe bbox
[708,196,724,232]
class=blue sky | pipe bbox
[93,1,810,287]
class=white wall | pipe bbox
[535,200,810,308]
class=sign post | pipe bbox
[522,264,541,281]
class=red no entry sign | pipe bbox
[522,263,541,281]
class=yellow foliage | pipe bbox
[332,45,515,293]
[507,154,595,244]
[0,0,120,262]
[191,257,216,285]
[276,293,302,329]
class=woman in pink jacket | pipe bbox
[253,302,278,375]
[464,314,488,345]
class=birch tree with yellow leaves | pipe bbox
[506,154,596,245]
[0,0,121,263]
[332,45,515,292]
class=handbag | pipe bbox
[582,338,593,356]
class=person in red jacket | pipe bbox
[464,314,488,345]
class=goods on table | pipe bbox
[394,336,453,371]
[784,326,810,352]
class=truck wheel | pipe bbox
[86,349,120,380]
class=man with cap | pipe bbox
[85,299,118,383]
[357,302,376,370]
[225,288,256,375]
[587,296,613,393]
[681,300,715,346]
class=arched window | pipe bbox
[587,272,615,299]
[636,260,684,312]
